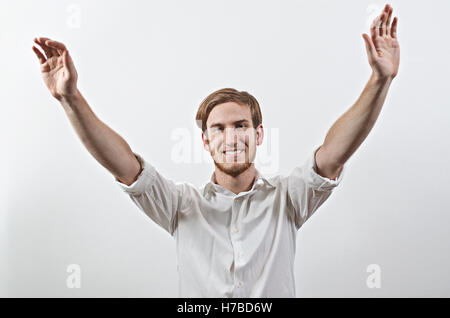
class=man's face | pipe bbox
[202,102,264,178]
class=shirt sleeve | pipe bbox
[286,145,346,230]
[115,152,188,236]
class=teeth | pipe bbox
[224,150,244,154]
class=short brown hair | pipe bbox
[195,88,263,133]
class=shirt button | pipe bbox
[234,227,239,233]
[237,281,243,288]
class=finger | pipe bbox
[34,37,58,58]
[32,46,46,64]
[40,37,61,56]
[391,17,398,39]
[385,6,393,37]
[45,39,67,55]
[34,37,55,58]
[373,15,383,39]
[362,33,377,58]
[62,50,76,74]
[34,38,52,59]
[370,16,379,40]
[381,4,390,36]
[380,12,387,37]
[39,37,60,56]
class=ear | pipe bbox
[201,131,210,152]
[256,124,264,146]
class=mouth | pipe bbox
[222,149,245,155]
[223,149,245,155]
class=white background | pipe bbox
[1,0,450,297]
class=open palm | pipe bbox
[32,37,78,100]
[363,4,400,79]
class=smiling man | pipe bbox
[33,4,399,297]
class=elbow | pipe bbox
[314,145,345,180]
[115,155,143,186]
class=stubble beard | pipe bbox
[211,147,253,178]
[213,160,252,178]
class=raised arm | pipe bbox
[32,37,141,186]
[315,4,400,180]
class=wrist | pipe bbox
[371,71,394,85]
[59,88,82,107]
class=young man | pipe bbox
[32,4,399,297]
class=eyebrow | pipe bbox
[209,119,250,129]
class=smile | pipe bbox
[223,149,245,155]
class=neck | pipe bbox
[214,164,257,195]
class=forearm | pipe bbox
[322,72,393,166]
[60,89,140,184]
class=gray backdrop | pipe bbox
[1,0,449,297]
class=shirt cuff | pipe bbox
[305,145,346,191]
[115,152,157,196]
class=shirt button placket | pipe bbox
[231,195,244,296]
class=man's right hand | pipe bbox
[32,37,78,101]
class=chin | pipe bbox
[213,161,252,178]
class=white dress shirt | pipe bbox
[116,145,346,297]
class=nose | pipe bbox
[223,128,239,147]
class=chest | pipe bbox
[178,187,294,249]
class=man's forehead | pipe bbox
[207,103,252,126]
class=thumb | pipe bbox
[62,50,76,73]
[362,33,376,58]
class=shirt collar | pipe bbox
[203,168,276,196]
